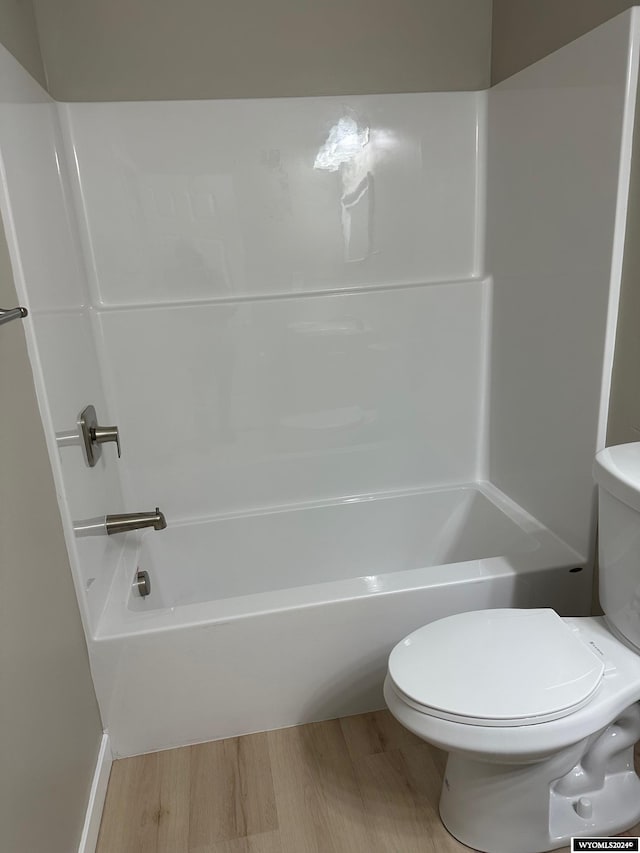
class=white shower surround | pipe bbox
[0,11,638,756]
[65,91,488,527]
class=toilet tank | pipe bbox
[594,442,640,651]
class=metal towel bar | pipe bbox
[0,306,28,327]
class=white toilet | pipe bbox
[385,442,640,853]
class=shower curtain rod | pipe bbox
[0,306,28,327]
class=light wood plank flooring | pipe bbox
[97,710,640,853]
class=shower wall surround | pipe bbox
[63,95,483,302]
[487,10,639,559]
[63,94,488,523]
[0,10,637,756]
[0,45,125,632]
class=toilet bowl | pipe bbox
[385,443,640,853]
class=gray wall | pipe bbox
[0,10,103,845]
[0,215,103,851]
[491,1,635,83]
[31,0,492,101]
[0,0,46,87]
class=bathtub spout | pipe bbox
[105,507,167,535]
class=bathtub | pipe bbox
[93,482,590,757]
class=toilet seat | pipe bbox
[388,609,604,727]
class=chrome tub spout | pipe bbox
[105,507,167,535]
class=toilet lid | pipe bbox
[388,609,605,726]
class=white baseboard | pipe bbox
[78,732,112,853]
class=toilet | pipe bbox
[384,442,640,853]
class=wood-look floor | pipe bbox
[97,710,640,853]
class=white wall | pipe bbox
[486,10,639,559]
[63,93,488,522]
[96,282,487,520]
[64,95,483,302]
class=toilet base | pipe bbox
[440,736,640,853]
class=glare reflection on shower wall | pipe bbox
[314,115,374,263]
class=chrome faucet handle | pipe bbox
[79,404,121,467]
[92,424,121,458]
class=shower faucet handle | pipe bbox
[92,424,121,458]
[79,404,121,467]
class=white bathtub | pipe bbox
[93,482,590,757]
